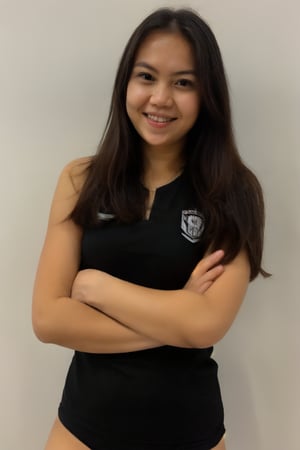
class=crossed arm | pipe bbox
[32,160,250,353]
[71,247,248,349]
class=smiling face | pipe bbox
[126,31,201,155]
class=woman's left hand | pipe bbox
[183,250,225,295]
[71,269,105,309]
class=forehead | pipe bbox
[133,31,196,70]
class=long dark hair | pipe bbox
[71,7,269,280]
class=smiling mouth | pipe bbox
[143,113,176,123]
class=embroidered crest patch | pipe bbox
[181,210,204,243]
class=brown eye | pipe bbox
[175,79,194,87]
[137,72,154,81]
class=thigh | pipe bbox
[211,435,226,450]
[45,418,225,450]
[44,417,90,450]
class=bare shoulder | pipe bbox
[61,156,92,192]
[49,156,93,225]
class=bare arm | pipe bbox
[32,159,162,353]
[72,249,250,348]
[33,159,227,352]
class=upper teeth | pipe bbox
[147,114,172,123]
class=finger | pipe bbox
[184,264,224,292]
[200,250,224,270]
[192,250,224,276]
[197,281,213,294]
[200,264,224,283]
[189,265,224,291]
[191,260,224,281]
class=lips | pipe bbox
[143,113,176,123]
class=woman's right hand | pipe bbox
[184,250,225,295]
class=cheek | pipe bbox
[126,82,148,111]
[183,94,201,121]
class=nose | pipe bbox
[150,83,173,108]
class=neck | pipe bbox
[142,145,185,191]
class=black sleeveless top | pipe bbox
[58,173,225,449]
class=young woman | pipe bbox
[32,8,268,450]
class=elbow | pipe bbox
[193,335,223,349]
[188,335,223,349]
[32,325,50,344]
[32,317,51,343]
[184,336,218,350]
[185,323,227,349]
[32,308,54,343]
[32,293,65,344]
[165,317,224,349]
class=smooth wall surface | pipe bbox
[1,1,299,449]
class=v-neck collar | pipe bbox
[145,171,185,222]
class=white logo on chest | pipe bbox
[181,210,204,243]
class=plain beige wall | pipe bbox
[0,0,299,449]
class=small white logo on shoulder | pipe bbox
[97,212,115,221]
[181,210,205,243]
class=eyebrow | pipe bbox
[134,61,197,76]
